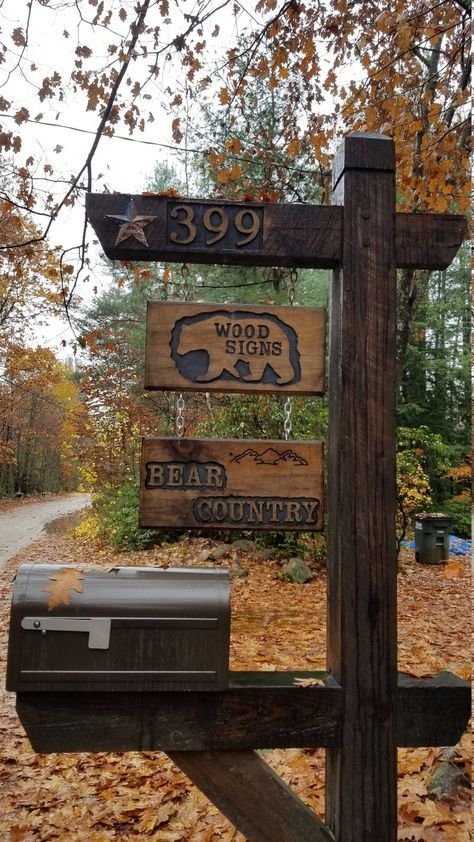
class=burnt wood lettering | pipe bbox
[86,193,466,270]
[140,438,324,531]
[145,302,325,395]
[145,461,227,491]
[88,196,342,267]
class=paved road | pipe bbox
[0,493,91,572]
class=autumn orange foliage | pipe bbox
[206,1,469,213]
[0,345,84,495]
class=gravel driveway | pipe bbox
[0,493,91,573]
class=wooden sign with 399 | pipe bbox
[85,193,343,268]
[145,302,325,395]
[86,192,467,271]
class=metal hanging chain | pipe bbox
[176,392,185,436]
[181,262,196,301]
[288,268,297,306]
[176,265,194,436]
[181,263,191,301]
[283,396,292,441]
[283,268,298,439]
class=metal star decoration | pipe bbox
[106,199,156,247]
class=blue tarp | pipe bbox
[401,536,471,556]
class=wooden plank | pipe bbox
[86,194,342,268]
[395,212,467,269]
[145,301,325,395]
[86,193,466,270]
[397,671,470,747]
[14,672,469,753]
[16,673,342,753]
[140,437,324,531]
[168,750,334,842]
[326,133,398,840]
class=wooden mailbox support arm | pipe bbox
[169,750,334,842]
[15,671,468,753]
[15,672,469,842]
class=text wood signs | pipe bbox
[140,437,324,531]
[145,302,325,395]
[86,193,467,271]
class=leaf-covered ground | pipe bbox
[0,515,471,841]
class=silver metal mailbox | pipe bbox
[6,564,230,692]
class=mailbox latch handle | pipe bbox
[21,617,111,649]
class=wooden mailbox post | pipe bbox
[19,133,468,842]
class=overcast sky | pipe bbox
[0,0,249,355]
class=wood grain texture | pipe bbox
[13,672,469,753]
[139,437,324,531]
[326,133,398,841]
[395,212,467,269]
[332,131,396,173]
[86,194,342,268]
[145,301,325,395]
[396,671,470,747]
[168,750,334,842]
[16,673,342,753]
[86,194,466,270]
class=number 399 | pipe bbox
[168,204,262,248]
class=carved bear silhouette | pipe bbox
[170,310,301,385]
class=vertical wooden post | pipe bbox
[326,133,398,840]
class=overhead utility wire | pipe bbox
[0,113,321,178]
[0,374,74,410]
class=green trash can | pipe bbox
[413,512,452,564]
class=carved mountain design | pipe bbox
[276,450,309,465]
[231,448,308,466]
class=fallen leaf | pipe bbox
[398,748,429,776]
[453,666,471,681]
[421,799,460,827]
[150,830,185,841]
[442,561,463,579]
[9,828,37,842]
[398,827,436,841]
[293,677,323,687]
[137,803,177,832]
[42,567,84,610]
[400,667,437,679]
[0,528,470,841]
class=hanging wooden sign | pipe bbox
[139,437,324,531]
[145,302,325,395]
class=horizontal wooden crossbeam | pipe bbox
[16,670,469,753]
[86,193,467,270]
[395,213,468,269]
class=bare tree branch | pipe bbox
[451,0,471,12]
